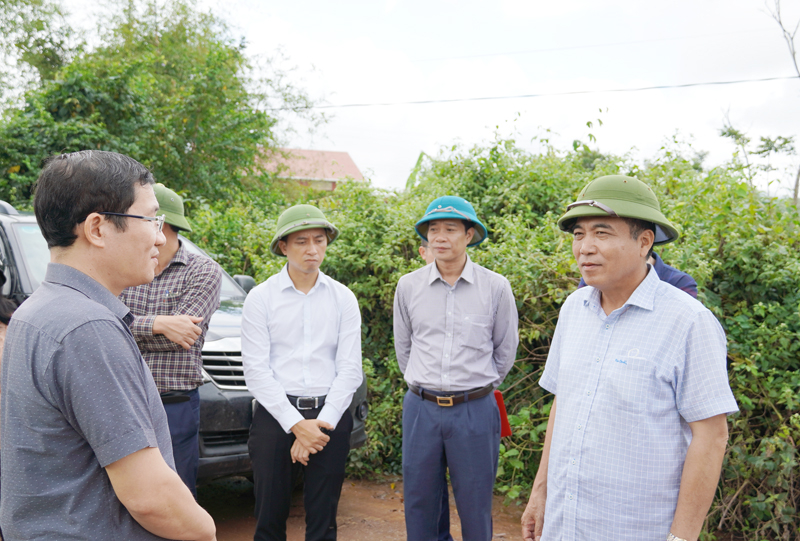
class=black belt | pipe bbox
[409,384,493,407]
[287,395,327,410]
[160,390,193,404]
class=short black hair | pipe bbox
[622,217,656,258]
[34,151,155,248]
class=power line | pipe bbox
[415,29,774,62]
[297,75,799,110]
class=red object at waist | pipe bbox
[494,390,512,438]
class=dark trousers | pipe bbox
[403,389,500,541]
[163,388,200,497]
[249,402,353,541]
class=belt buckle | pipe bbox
[296,396,318,410]
[436,395,454,407]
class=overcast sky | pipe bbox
[77,0,800,193]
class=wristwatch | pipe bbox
[667,534,688,541]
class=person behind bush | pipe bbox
[0,150,216,540]
[521,175,738,541]
[394,196,519,540]
[242,204,363,541]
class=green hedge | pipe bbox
[189,139,800,539]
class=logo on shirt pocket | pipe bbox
[606,355,656,415]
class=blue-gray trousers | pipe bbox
[402,389,500,541]
[163,388,200,497]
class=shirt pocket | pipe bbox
[461,314,493,351]
[151,286,181,315]
[605,354,656,415]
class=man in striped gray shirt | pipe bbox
[394,196,519,541]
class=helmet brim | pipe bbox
[163,211,192,232]
[557,199,680,246]
[415,213,488,247]
[269,220,340,256]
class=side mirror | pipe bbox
[233,274,256,295]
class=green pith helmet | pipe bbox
[153,183,192,232]
[557,175,680,245]
[415,195,488,247]
[269,204,339,257]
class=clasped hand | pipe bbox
[289,419,333,466]
[153,315,204,350]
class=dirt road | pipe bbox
[199,476,524,540]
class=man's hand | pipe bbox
[290,419,332,453]
[290,439,311,466]
[153,315,203,350]
[521,485,546,541]
[522,396,555,541]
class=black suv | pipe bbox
[0,201,368,482]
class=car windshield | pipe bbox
[14,223,50,290]
[12,222,246,301]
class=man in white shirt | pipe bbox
[241,204,363,541]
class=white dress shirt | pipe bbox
[241,265,363,433]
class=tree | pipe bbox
[0,0,79,100]
[765,0,800,203]
[0,0,319,203]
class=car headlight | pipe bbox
[356,401,369,421]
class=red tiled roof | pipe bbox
[263,148,364,181]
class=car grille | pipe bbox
[202,351,248,389]
[202,429,250,448]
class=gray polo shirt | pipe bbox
[393,255,519,392]
[0,263,174,540]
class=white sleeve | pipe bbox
[317,287,363,429]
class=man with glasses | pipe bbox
[120,183,222,496]
[393,196,519,540]
[0,151,216,540]
[521,175,737,541]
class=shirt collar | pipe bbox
[583,264,659,314]
[426,254,476,285]
[44,263,133,323]
[625,264,659,311]
[278,264,328,294]
[169,240,191,267]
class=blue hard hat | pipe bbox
[415,196,488,247]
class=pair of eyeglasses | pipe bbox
[565,200,618,217]
[99,212,166,233]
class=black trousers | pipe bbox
[249,402,353,541]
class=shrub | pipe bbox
[189,138,799,539]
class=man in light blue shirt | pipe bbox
[521,176,738,541]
